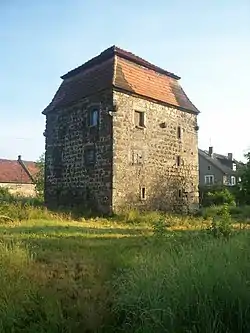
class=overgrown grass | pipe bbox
[112,232,250,333]
[0,218,152,332]
[0,192,250,332]
[0,241,64,332]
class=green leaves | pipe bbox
[34,153,45,199]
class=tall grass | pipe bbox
[0,241,82,332]
[0,202,57,221]
[1,187,250,332]
[111,232,250,333]
[0,241,48,332]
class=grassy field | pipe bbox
[0,212,250,332]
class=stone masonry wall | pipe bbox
[112,91,199,213]
[44,89,113,214]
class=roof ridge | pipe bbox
[199,149,235,174]
[61,45,180,80]
[18,158,35,183]
[0,158,35,163]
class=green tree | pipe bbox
[35,153,45,199]
[236,152,250,204]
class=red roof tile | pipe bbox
[43,46,199,114]
[0,159,39,184]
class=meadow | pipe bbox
[0,200,250,332]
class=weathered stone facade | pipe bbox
[44,89,113,214]
[43,46,199,214]
[112,91,199,212]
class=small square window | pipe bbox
[232,163,237,171]
[177,126,181,139]
[89,109,99,127]
[208,165,211,170]
[84,148,95,165]
[141,187,146,200]
[134,111,145,128]
[177,155,181,166]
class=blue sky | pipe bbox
[0,0,249,161]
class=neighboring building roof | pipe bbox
[198,149,236,174]
[0,158,38,184]
[43,46,199,115]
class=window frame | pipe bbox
[177,126,181,140]
[177,155,181,167]
[84,146,96,165]
[140,186,146,200]
[230,175,236,186]
[204,175,214,185]
[89,107,99,127]
[134,110,145,129]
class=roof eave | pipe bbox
[113,86,200,114]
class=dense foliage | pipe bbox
[200,185,236,207]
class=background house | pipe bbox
[199,147,241,187]
[0,155,38,196]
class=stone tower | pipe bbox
[43,46,200,214]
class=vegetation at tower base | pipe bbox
[0,187,250,332]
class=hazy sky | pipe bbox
[0,0,249,161]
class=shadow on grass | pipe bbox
[0,224,148,236]
[0,223,224,260]
[0,223,154,264]
[1,223,248,267]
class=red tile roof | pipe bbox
[43,46,199,114]
[0,159,39,184]
[114,57,198,113]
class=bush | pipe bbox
[200,186,236,207]
[201,205,250,222]
[208,204,232,238]
[0,187,14,202]
[0,187,44,206]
